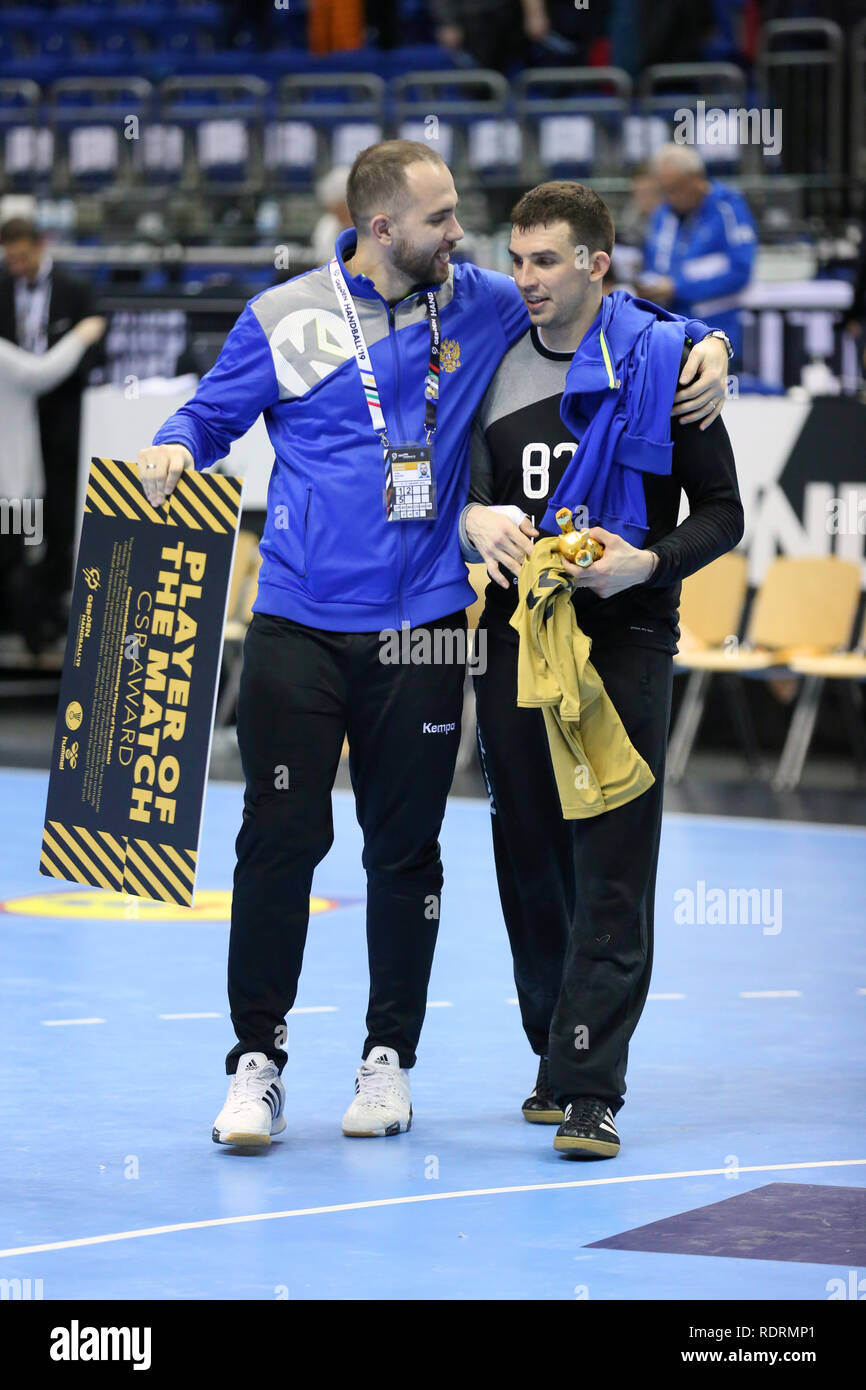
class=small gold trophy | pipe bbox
[554,508,605,567]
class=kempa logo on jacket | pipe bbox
[422,721,457,734]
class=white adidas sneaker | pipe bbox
[212,1052,286,1146]
[341,1045,413,1137]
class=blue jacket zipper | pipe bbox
[301,483,312,578]
[388,301,410,632]
[359,277,428,633]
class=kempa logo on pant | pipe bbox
[50,1320,152,1370]
[422,721,456,734]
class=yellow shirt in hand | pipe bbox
[508,538,655,819]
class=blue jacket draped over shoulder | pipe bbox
[541,291,709,547]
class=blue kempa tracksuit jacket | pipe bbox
[153,228,528,631]
[643,180,757,358]
[153,228,714,632]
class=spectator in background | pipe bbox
[641,0,714,67]
[0,218,105,646]
[433,0,550,72]
[0,315,106,654]
[223,0,275,49]
[611,162,661,285]
[608,0,713,76]
[621,163,662,246]
[311,166,353,265]
[638,145,756,367]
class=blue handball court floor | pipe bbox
[0,767,863,1300]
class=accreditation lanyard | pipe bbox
[329,256,440,521]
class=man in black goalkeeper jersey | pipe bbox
[460,182,744,1159]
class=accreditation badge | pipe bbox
[384,444,437,522]
[39,457,243,908]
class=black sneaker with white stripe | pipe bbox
[553,1097,620,1159]
[521,1055,564,1125]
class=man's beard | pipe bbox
[391,234,448,287]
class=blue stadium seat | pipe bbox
[158,75,267,194]
[0,28,24,65]
[391,70,511,185]
[637,64,749,174]
[271,73,385,189]
[0,6,47,28]
[49,4,119,21]
[49,76,154,193]
[155,15,219,58]
[0,78,51,195]
[35,29,83,60]
[516,68,633,181]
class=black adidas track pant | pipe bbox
[226,609,466,1076]
[473,621,673,1115]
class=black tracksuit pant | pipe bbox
[473,620,673,1115]
[226,609,466,1076]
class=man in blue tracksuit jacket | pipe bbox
[136,140,732,1148]
[640,144,757,365]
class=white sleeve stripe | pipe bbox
[680,252,732,281]
[718,197,756,245]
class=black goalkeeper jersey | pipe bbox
[467,325,744,653]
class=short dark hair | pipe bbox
[346,140,447,229]
[510,181,615,258]
[0,216,40,244]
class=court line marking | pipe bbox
[648,993,686,1000]
[159,1013,222,1020]
[40,1017,105,1026]
[740,990,802,998]
[1,1158,863,1260]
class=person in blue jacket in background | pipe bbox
[639,144,757,367]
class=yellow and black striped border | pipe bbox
[84,458,241,533]
[40,820,198,907]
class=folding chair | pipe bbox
[775,608,866,789]
[667,550,750,783]
[668,554,861,783]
